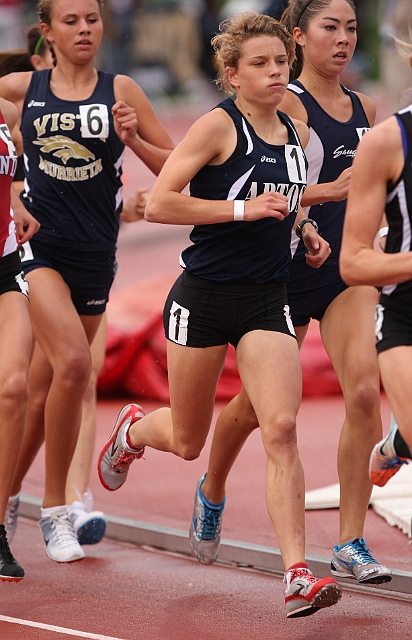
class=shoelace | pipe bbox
[286,568,317,585]
[381,457,408,470]
[198,507,223,540]
[346,539,376,565]
[0,533,17,564]
[49,512,79,548]
[112,449,144,471]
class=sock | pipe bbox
[125,429,143,452]
[8,492,20,503]
[286,562,309,573]
[41,505,66,518]
[394,430,412,458]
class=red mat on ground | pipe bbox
[98,276,341,400]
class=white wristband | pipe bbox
[378,226,389,239]
[233,200,245,221]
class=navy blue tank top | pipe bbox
[381,105,412,303]
[287,80,370,263]
[20,69,124,253]
[180,98,307,283]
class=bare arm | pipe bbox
[340,118,412,286]
[113,75,174,175]
[145,108,289,225]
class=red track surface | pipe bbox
[3,105,411,639]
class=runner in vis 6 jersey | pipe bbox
[97,12,341,619]
[340,37,412,493]
[0,96,39,581]
[0,0,173,565]
[188,0,392,588]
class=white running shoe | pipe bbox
[38,507,85,563]
[5,493,20,543]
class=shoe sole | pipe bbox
[98,405,142,492]
[77,518,106,545]
[331,568,392,585]
[286,583,342,618]
[0,575,24,582]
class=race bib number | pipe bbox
[79,104,109,139]
[285,145,306,184]
[168,300,189,345]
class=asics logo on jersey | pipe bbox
[261,155,277,163]
[333,145,356,159]
[33,135,95,164]
[27,100,46,108]
[86,299,106,305]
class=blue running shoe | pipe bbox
[331,538,392,584]
[370,416,409,487]
[189,474,225,565]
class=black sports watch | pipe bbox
[295,218,319,239]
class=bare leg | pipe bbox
[237,330,305,569]
[27,268,101,508]
[320,286,382,545]
[66,314,107,505]
[10,341,52,496]
[379,346,412,453]
[202,323,309,504]
[127,341,228,459]
[0,292,32,521]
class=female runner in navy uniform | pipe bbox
[0,96,39,581]
[0,0,174,564]
[186,0,392,586]
[98,12,341,619]
[340,38,412,491]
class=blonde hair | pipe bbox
[394,34,412,69]
[212,11,295,97]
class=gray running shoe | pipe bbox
[331,538,392,584]
[189,474,225,565]
[284,567,341,618]
[5,494,20,543]
[98,404,145,491]
[38,507,85,563]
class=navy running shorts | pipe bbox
[287,259,347,326]
[0,250,29,299]
[163,270,296,348]
[19,239,115,315]
[375,294,412,354]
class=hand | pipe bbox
[330,167,352,202]
[120,188,148,222]
[245,192,289,221]
[302,227,331,268]
[14,208,40,245]
[112,101,138,146]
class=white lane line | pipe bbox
[0,615,126,639]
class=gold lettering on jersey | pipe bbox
[33,135,95,164]
[38,156,103,181]
[60,113,76,130]
[33,114,52,137]
[51,113,59,131]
